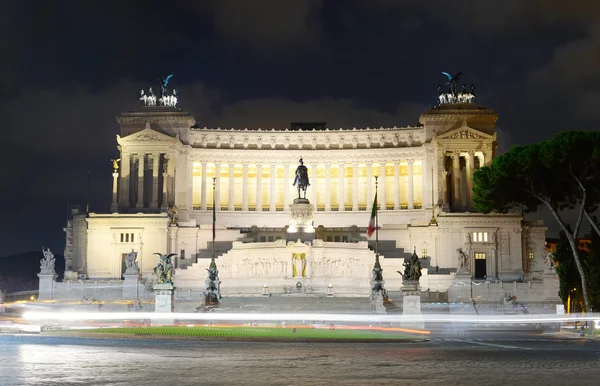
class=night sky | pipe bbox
[2,1,599,256]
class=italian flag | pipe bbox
[367,192,377,237]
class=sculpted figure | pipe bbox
[40,247,56,272]
[125,249,138,270]
[457,248,470,271]
[153,253,177,284]
[544,252,556,270]
[292,157,310,199]
[111,158,120,171]
[399,249,422,282]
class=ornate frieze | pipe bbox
[188,127,425,150]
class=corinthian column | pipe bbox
[111,171,119,212]
[324,161,331,211]
[283,161,290,209]
[200,161,208,211]
[242,161,249,211]
[451,152,461,209]
[256,162,263,211]
[270,162,277,211]
[366,161,373,210]
[311,163,317,205]
[119,152,130,209]
[466,151,474,208]
[441,170,449,208]
[136,154,145,209]
[161,171,168,212]
[393,160,400,210]
[407,159,414,209]
[338,162,345,211]
[228,161,235,211]
[379,161,386,211]
[352,162,359,211]
[151,153,160,209]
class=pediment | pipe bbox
[117,123,176,144]
[436,123,494,141]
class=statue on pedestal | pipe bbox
[111,158,120,173]
[399,248,422,282]
[292,158,310,200]
[124,249,139,273]
[40,247,56,274]
[153,253,176,284]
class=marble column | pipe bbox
[242,161,249,211]
[214,162,221,211]
[325,161,331,211]
[338,162,345,211]
[151,153,160,209]
[256,162,263,211]
[466,151,474,208]
[441,170,449,208]
[136,154,144,209]
[228,162,235,211]
[379,161,386,211]
[111,172,119,212]
[270,162,277,211]
[352,162,359,211]
[311,163,317,205]
[161,171,168,211]
[393,160,400,210]
[283,162,290,209]
[366,161,373,210]
[200,161,208,211]
[451,152,461,208]
[119,152,130,209]
[407,159,415,209]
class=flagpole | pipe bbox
[430,167,437,225]
[212,177,216,264]
[375,175,379,264]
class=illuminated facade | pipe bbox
[57,94,559,302]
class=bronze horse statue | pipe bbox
[292,158,310,199]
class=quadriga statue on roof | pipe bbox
[153,253,177,284]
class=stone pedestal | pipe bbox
[154,283,175,312]
[37,273,57,301]
[448,272,472,303]
[402,295,424,329]
[286,200,315,243]
[543,270,561,302]
[122,272,141,300]
[401,280,420,295]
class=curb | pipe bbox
[40,331,429,344]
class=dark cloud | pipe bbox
[2,1,600,255]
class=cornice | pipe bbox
[187,127,427,150]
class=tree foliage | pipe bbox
[473,131,600,311]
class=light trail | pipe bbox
[22,311,600,325]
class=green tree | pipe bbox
[554,230,583,307]
[584,228,600,310]
[473,131,600,311]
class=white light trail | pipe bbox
[21,311,600,325]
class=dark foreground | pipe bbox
[1,331,599,386]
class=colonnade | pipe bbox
[192,159,426,212]
[116,153,168,210]
[441,150,487,210]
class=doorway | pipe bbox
[474,252,486,279]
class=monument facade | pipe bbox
[52,76,556,303]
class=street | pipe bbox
[0,330,598,385]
